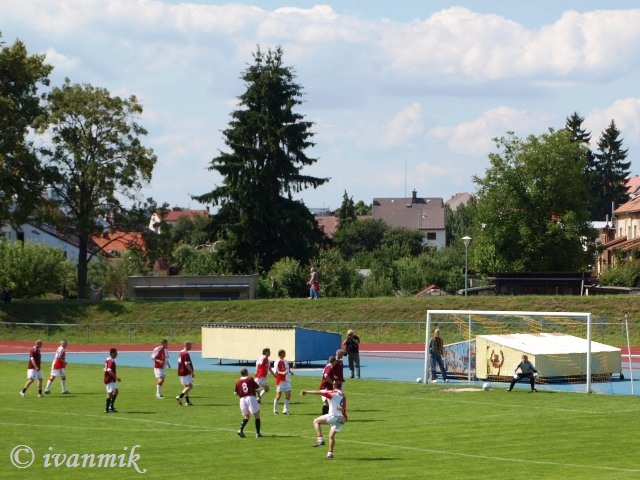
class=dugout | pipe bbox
[476,333,622,383]
[201,324,341,364]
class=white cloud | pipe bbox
[3,1,640,208]
[379,102,424,147]
[377,7,640,82]
[428,107,553,155]
[586,98,640,145]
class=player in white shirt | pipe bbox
[272,349,293,415]
[45,339,69,394]
[300,388,348,459]
[151,339,171,398]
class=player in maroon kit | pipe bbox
[235,367,262,438]
[45,339,69,395]
[176,341,194,406]
[103,348,121,413]
[151,339,171,398]
[319,356,337,414]
[255,347,275,403]
[20,339,44,398]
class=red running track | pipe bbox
[1,341,638,355]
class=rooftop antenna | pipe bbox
[404,158,407,198]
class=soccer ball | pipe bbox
[482,382,491,391]
[416,377,423,383]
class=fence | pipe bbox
[1,317,638,346]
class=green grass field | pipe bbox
[2,360,640,480]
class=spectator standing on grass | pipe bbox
[307,267,321,299]
[429,328,449,383]
[319,356,337,414]
[235,367,262,438]
[176,341,194,406]
[300,387,347,459]
[507,354,539,392]
[255,347,274,403]
[45,339,69,394]
[151,339,171,399]
[20,339,44,398]
[103,348,120,413]
[273,349,293,415]
[342,329,360,379]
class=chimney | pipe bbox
[412,190,417,204]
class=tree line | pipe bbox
[1,37,634,299]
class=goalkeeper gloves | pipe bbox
[534,373,539,379]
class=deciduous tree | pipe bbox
[0,36,53,227]
[39,80,157,298]
[472,129,596,274]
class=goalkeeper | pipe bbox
[507,354,539,392]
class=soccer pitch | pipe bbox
[3,360,640,480]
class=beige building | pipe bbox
[127,274,259,300]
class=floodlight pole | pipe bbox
[462,236,472,296]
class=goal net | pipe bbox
[424,310,626,394]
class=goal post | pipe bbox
[424,310,599,393]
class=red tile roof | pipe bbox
[162,208,209,223]
[614,196,640,214]
[315,215,370,238]
[92,231,146,255]
[626,176,640,196]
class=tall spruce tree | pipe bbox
[194,47,328,273]
[336,191,357,231]
[592,120,630,219]
[564,112,598,218]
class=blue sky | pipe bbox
[2,1,639,212]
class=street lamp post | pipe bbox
[461,236,472,296]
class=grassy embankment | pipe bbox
[1,295,639,345]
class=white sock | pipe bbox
[61,380,66,391]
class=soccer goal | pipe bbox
[423,310,626,394]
